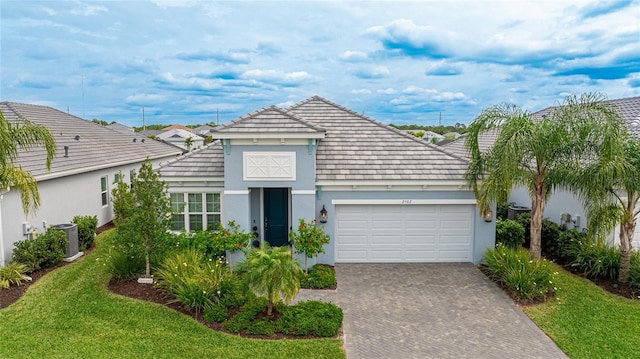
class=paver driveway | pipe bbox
[295,263,567,359]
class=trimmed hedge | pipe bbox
[495,219,525,248]
[300,264,337,289]
[276,300,343,337]
[12,228,68,273]
[72,215,98,251]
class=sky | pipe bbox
[1,1,639,128]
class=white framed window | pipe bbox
[170,192,221,231]
[100,176,108,206]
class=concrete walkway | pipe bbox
[295,263,567,359]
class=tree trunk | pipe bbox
[619,211,636,283]
[530,179,546,260]
[267,300,273,316]
[305,256,308,274]
[145,253,151,278]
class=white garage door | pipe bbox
[335,204,474,263]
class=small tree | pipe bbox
[289,219,331,273]
[211,220,254,272]
[184,137,194,151]
[114,159,172,279]
[244,244,302,316]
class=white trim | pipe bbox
[163,176,225,182]
[0,191,5,266]
[230,138,311,146]
[169,187,224,193]
[316,180,470,187]
[224,190,251,195]
[291,190,316,195]
[331,199,477,205]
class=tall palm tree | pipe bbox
[0,110,56,214]
[466,93,627,260]
[244,244,302,316]
[184,137,194,151]
[580,137,640,282]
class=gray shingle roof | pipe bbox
[212,106,326,134]
[106,122,134,134]
[0,102,182,180]
[287,96,469,181]
[159,141,224,177]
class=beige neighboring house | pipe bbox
[156,128,205,151]
[0,102,182,266]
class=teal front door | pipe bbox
[264,188,289,247]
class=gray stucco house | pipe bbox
[442,95,640,249]
[0,102,182,266]
[159,96,495,265]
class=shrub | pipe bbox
[276,300,343,337]
[300,264,336,289]
[541,219,562,258]
[571,241,620,279]
[12,228,68,272]
[211,220,255,272]
[72,215,98,251]
[107,229,146,280]
[516,212,531,247]
[495,219,525,249]
[483,245,556,301]
[496,201,514,221]
[155,248,234,314]
[0,263,30,289]
[247,319,276,336]
[203,303,229,323]
[222,297,268,333]
[174,230,225,260]
[290,218,331,273]
[554,229,588,262]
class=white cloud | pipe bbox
[241,69,314,85]
[377,88,397,94]
[339,50,368,62]
[351,89,372,94]
[70,4,107,16]
[125,94,166,105]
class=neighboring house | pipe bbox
[442,131,463,140]
[0,102,182,266]
[162,124,193,132]
[423,131,445,144]
[155,128,204,151]
[106,122,134,134]
[441,95,640,248]
[194,124,216,137]
[159,96,494,265]
[138,129,164,138]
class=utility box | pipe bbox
[51,223,80,260]
[508,205,531,220]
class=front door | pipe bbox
[264,188,288,247]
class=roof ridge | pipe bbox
[158,140,222,169]
[290,96,469,163]
[213,105,326,133]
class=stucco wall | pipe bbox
[509,187,587,232]
[1,158,170,266]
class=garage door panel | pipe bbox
[336,204,474,263]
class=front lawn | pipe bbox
[525,263,640,359]
[0,230,344,359]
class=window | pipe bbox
[170,192,221,231]
[129,169,136,189]
[100,176,108,206]
[113,173,121,183]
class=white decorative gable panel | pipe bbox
[243,152,296,181]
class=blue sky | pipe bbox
[2,1,639,127]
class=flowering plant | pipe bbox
[211,220,253,271]
[289,218,331,273]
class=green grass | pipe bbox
[524,263,640,359]
[0,230,344,359]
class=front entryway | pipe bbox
[264,188,289,246]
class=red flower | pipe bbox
[313,219,317,223]
[226,232,230,236]
[237,243,242,248]
[301,225,305,229]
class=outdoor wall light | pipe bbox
[319,205,328,223]
[482,208,493,223]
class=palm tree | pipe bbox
[466,93,627,260]
[0,110,56,214]
[184,137,194,151]
[244,244,302,316]
[580,137,640,282]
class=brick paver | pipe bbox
[295,263,567,359]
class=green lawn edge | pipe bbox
[524,263,640,359]
[0,230,345,359]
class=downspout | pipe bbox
[0,186,8,267]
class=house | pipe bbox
[423,131,445,144]
[159,96,495,265]
[194,124,216,137]
[0,102,182,266]
[106,122,134,134]
[441,95,640,248]
[162,124,193,132]
[442,131,463,140]
[155,128,204,151]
